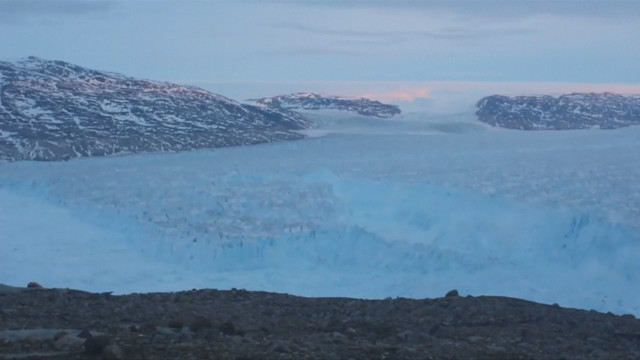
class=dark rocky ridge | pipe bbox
[252,93,401,118]
[1,285,639,359]
[0,57,313,162]
[476,92,640,130]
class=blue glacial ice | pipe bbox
[1,117,640,315]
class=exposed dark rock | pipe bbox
[476,92,640,130]
[76,330,92,339]
[127,324,141,333]
[167,319,184,330]
[102,344,123,360]
[53,331,69,342]
[188,315,212,332]
[445,289,459,298]
[270,341,291,353]
[219,321,242,336]
[1,287,639,359]
[27,282,43,289]
[53,333,85,351]
[83,335,111,355]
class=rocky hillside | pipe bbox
[1,284,640,360]
[476,92,640,130]
[0,57,313,161]
[252,92,401,118]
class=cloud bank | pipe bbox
[0,0,115,22]
[267,0,640,19]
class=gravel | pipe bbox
[1,284,639,359]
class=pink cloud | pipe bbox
[357,87,431,102]
[191,80,640,104]
[419,81,640,96]
[328,81,640,103]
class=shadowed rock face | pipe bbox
[476,92,640,130]
[252,92,401,118]
[0,57,313,162]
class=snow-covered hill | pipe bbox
[476,93,640,130]
[0,57,313,161]
[252,92,401,118]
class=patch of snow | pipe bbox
[100,100,128,113]
[13,98,48,119]
[71,116,83,129]
[0,130,16,139]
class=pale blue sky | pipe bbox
[1,0,639,102]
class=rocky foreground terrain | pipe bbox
[0,57,313,162]
[476,92,640,130]
[1,284,640,360]
[252,93,401,118]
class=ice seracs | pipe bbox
[2,126,639,315]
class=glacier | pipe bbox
[1,112,639,316]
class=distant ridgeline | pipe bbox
[0,58,404,162]
[251,93,401,118]
[476,93,640,130]
[0,57,313,162]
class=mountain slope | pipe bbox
[252,92,401,118]
[0,57,313,161]
[476,92,640,130]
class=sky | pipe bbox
[1,0,640,104]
